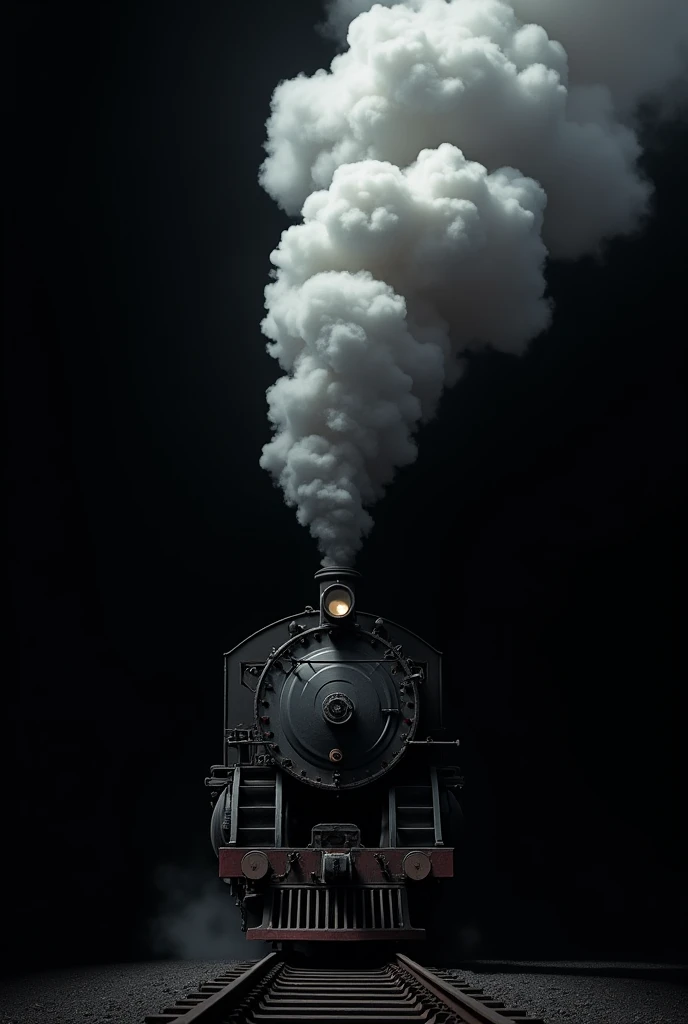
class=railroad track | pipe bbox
[144,953,545,1023]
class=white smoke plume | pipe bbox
[259,0,688,566]
[150,864,270,959]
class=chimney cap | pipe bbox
[314,566,361,584]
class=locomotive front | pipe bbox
[206,568,462,942]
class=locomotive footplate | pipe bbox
[219,846,454,883]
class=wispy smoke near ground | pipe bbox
[149,865,265,959]
[259,0,688,566]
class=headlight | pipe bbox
[323,585,354,619]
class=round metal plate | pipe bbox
[403,851,432,880]
[241,850,269,879]
[254,628,419,790]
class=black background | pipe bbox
[5,0,686,973]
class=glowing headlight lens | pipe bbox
[325,586,352,618]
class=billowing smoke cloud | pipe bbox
[149,864,270,959]
[321,0,688,113]
[259,0,688,566]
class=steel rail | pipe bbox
[143,955,278,1023]
[397,955,545,1023]
[143,955,545,1023]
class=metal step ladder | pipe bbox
[230,765,282,847]
[389,768,443,847]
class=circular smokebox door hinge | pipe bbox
[402,851,432,881]
[241,850,270,880]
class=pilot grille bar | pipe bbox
[268,885,406,930]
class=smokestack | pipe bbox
[258,0,688,567]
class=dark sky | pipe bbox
[5,1,686,972]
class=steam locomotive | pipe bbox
[206,567,463,942]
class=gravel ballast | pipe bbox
[1,960,687,1024]
[443,967,688,1023]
